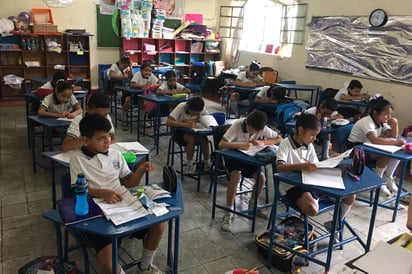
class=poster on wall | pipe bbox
[98,0,116,15]
[153,0,185,18]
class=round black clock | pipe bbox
[369,8,388,27]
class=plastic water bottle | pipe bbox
[322,116,328,129]
[75,173,89,216]
[322,133,331,160]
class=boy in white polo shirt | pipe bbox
[69,114,163,274]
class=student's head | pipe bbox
[247,60,261,79]
[87,94,110,116]
[319,98,338,117]
[118,55,131,70]
[186,97,205,115]
[370,98,393,124]
[80,114,112,153]
[140,61,153,79]
[165,70,177,87]
[54,80,73,104]
[51,71,67,88]
[245,110,267,134]
[295,113,320,145]
[267,86,286,101]
[347,80,363,96]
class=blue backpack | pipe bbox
[275,102,306,135]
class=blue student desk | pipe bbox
[43,144,153,209]
[275,83,321,106]
[211,149,274,232]
[356,143,412,222]
[267,162,384,273]
[28,116,72,173]
[137,94,188,154]
[112,85,144,130]
[43,181,184,274]
[225,86,261,117]
[336,99,370,115]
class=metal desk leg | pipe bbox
[54,222,65,274]
[324,200,341,272]
[392,161,408,222]
[367,187,381,251]
[267,178,280,269]
[50,161,57,209]
[112,238,119,274]
[173,217,180,274]
[29,119,37,173]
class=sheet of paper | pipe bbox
[353,241,412,274]
[363,142,403,153]
[111,142,150,154]
[51,151,76,164]
[57,117,73,121]
[315,148,353,168]
[239,145,278,157]
[302,168,345,189]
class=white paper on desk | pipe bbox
[353,241,412,274]
[51,151,76,164]
[57,117,73,122]
[191,115,218,132]
[111,142,150,154]
[73,90,87,94]
[302,168,345,189]
[363,142,404,153]
[239,145,278,157]
[316,148,353,168]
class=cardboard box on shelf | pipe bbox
[33,24,58,33]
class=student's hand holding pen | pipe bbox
[395,137,406,146]
[184,119,198,128]
[301,161,317,172]
[241,142,254,150]
[251,140,265,146]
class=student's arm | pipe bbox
[62,136,85,152]
[109,70,129,80]
[38,106,67,118]
[67,103,82,119]
[254,96,278,104]
[166,117,197,128]
[367,133,406,146]
[339,93,369,101]
[156,87,171,95]
[276,162,317,172]
[386,117,400,138]
[121,162,156,188]
[234,79,257,88]
[254,79,266,87]
[218,139,253,151]
[251,135,283,146]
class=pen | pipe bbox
[346,168,360,181]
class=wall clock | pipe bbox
[369,8,388,27]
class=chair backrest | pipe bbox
[262,70,279,85]
[335,124,354,152]
[213,124,231,151]
[60,172,76,199]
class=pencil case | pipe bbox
[172,93,188,99]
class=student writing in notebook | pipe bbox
[62,94,115,152]
[70,114,163,274]
[303,98,343,121]
[156,70,190,95]
[276,113,356,233]
[166,97,212,174]
[347,98,405,197]
[218,110,282,232]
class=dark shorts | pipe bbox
[173,129,187,146]
[224,158,259,178]
[85,228,148,254]
[121,91,138,105]
[285,186,319,205]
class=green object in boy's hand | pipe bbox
[122,152,136,164]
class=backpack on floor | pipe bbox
[351,147,365,176]
[255,216,315,273]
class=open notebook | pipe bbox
[192,115,218,132]
[363,142,404,153]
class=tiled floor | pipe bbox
[0,101,410,274]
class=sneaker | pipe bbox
[221,212,232,232]
[184,164,196,175]
[380,185,392,197]
[248,199,269,219]
[203,162,212,173]
[383,175,398,193]
[136,264,162,274]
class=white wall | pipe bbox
[219,0,412,129]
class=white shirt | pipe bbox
[256,86,271,99]
[276,136,318,166]
[131,71,158,85]
[334,81,350,101]
[66,113,115,139]
[222,118,278,142]
[168,102,208,122]
[108,63,130,80]
[236,71,263,83]
[348,115,384,144]
[304,106,339,118]
[40,93,79,113]
[158,82,185,92]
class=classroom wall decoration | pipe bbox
[96,5,119,47]
[306,16,412,85]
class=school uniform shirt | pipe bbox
[222,118,278,142]
[70,146,132,189]
[236,71,263,84]
[276,136,319,166]
[333,81,350,101]
[168,102,209,122]
[348,115,384,144]
[131,71,158,85]
[256,86,271,99]
[158,81,185,92]
[108,63,130,80]
[40,93,79,113]
[304,106,339,118]
[66,113,115,140]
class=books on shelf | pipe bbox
[363,142,404,153]
[192,114,218,132]
[110,142,150,155]
[57,196,103,225]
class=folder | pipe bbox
[57,196,103,225]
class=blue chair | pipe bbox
[334,124,354,152]
[185,73,208,96]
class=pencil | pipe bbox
[244,266,257,274]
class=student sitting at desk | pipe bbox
[347,98,406,197]
[334,79,370,119]
[229,61,265,118]
[276,113,356,232]
[70,114,164,274]
[304,98,343,121]
[166,97,212,174]
[62,94,115,152]
[121,61,160,120]
[218,110,282,232]
[37,80,82,119]
[108,55,134,81]
[36,70,82,95]
[156,70,190,95]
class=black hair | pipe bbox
[246,110,267,131]
[141,61,152,71]
[165,70,177,80]
[249,60,261,72]
[320,98,338,111]
[120,55,131,65]
[267,86,286,100]
[51,71,67,88]
[80,114,112,138]
[295,113,319,131]
[370,98,393,115]
[87,94,110,109]
[348,79,363,89]
[187,96,204,111]
[55,80,73,93]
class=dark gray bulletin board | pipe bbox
[305,16,412,85]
